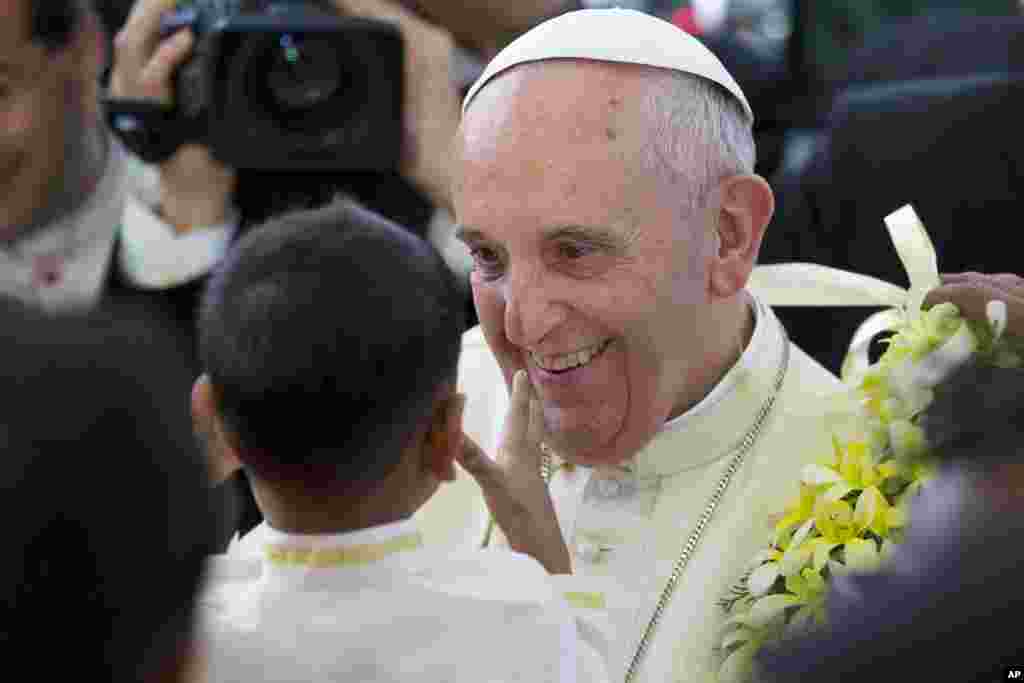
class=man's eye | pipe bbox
[558,243,592,260]
[470,246,499,264]
[469,246,504,276]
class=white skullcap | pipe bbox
[462,8,753,123]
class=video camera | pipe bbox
[107,0,403,171]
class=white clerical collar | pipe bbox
[63,134,128,253]
[624,292,788,478]
[0,135,126,311]
[261,517,424,570]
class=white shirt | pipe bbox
[204,518,609,683]
[0,136,236,312]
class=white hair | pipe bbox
[640,70,756,216]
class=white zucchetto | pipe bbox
[462,8,753,123]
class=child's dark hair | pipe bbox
[922,361,1024,467]
[199,200,466,489]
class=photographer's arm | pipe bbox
[109,0,238,286]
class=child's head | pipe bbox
[923,361,1024,509]
[195,200,467,532]
[0,298,222,683]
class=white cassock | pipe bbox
[200,518,609,682]
[415,294,844,682]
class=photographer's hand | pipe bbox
[332,0,461,211]
[455,371,571,575]
[111,0,236,233]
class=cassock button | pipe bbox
[590,469,637,500]
[33,254,63,288]
[596,477,623,498]
[575,540,610,564]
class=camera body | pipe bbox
[160,0,403,170]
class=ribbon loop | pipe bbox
[749,205,941,385]
[884,205,940,315]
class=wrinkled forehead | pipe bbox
[454,63,692,246]
[459,59,653,153]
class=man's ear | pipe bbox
[708,174,774,298]
[191,375,243,485]
[425,386,463,483]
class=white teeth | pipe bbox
[531,340,609,372]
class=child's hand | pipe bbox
[456,370,570,574]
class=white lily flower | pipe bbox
[801,464,842,486]
[747,561,781,597]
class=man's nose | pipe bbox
[502,264,564,349]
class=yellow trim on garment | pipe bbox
[564,591,607,609]
[265,532,424,568]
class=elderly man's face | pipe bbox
[0,0,100,236]
[454,61,722,467]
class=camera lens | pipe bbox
[266,33,343,111]
[228,22,375,154]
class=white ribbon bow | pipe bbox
[748,205,1006,384]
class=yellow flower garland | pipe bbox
[713,210,1024,683]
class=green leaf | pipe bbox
[721,627,754,652]
[784,572,806,599]
[718,641,759,683]
[886,505,907,528]
[823,482,854,502]
[889,419,926,459]
[784,605,818,640]
[854,486,881,532]
[844,537,881,573]
[745,594,802,629]
[802,567,827,593]
[813,541,840,572]
[780,542,814,577]
[828,558,850,578]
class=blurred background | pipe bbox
[62,0,1024,374]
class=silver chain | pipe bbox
[542,324,790,683]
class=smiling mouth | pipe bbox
[529,339,613,374]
